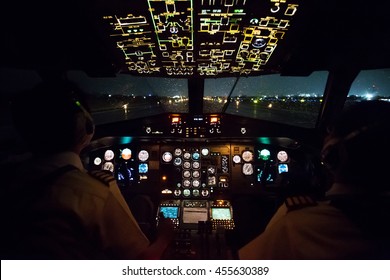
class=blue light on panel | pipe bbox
[119,136,133,145]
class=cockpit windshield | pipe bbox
[345,68,390,109]
[67,71,189,124]
[204,71,328,128]
[66,70,329,128]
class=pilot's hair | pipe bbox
[11,80,94,154]
[321,100,390,190]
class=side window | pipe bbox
[345,68,390,109]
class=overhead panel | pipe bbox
[102,0,299,77]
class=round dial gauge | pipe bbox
[162,152,173,163]
[277,151,289,162]
[138,163,148,173]
[192,170,200,178]
[174,157,182,166]
[183,189,191,197]
[183,179,191,187]
[192,152,200,160]
[192,179,200,188]
[174,148,182,156]
[259,149,271,161]
[102,162,114,172]
[121,148,132,160]
[94,157,102,165]
[104,150,115,161]
[232,155,241,164]
[183,161,191,169]
[201,189,209,197]
[242,150,254,162]
[138,150,149,161]
[192,161,200,169]
[242,163,254,175]
[201,148,209,156]
[183,170,191,178]
[192,189,200,197]
[183,152,191,160]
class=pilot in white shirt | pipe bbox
[7,151,150,259]
[239,101,390,260]
[4,81,173,259]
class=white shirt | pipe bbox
[238,185,380,259]
[10,152,150,259]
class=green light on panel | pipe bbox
[257,137,271,145]
[234,9,244,13]
[259,149,271,161]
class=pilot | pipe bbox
[2,80,173,259]
[239,100,390,260]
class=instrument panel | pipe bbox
[158,199,235,230]
[100,0,300,77]
[84,135,317,258]
[86,137,307,199]
[6,132,312,258]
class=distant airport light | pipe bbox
[365,93,374,100]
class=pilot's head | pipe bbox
[11,80,94,155]
[321,100,390,191]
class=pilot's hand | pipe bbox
[157,213,175,244]
[137,213,176,260]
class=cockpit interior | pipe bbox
[1,0,390,259]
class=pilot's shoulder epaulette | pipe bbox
[88,170,116,187]
[284,195,318,212]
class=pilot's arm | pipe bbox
[238,196,318,260]
[99,189,151,259]
[238,203,292,260]
[89,170,173,259]
[85,170,150,259]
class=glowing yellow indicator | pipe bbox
[210,117,218,123]
[172,117,180,123]
[103,0,299,77]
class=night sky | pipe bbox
[1,66,390,135]
[1,67,390,98]
[68,69,390,98]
